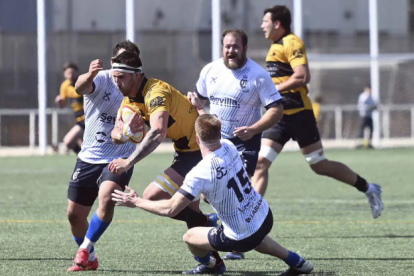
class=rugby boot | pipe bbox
[67,258,99,272]
[366,183,383,219]
[73,248,89,267]
[223,251,244,260]
[279,259,314,275]
[182,261,226,275]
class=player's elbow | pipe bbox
[167,206,179,218]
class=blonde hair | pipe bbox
[195,114,221,143]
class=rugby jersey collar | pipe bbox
[273,31,291,45]
[129,77,148,103]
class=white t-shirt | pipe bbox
[179,139,270,240]
[358,92,376,118]
[196,58,282,139]
[78,70,136,164]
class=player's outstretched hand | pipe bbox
[88,59,104,79]
[109,158,132,174]
[233,126,255,141]
[187,92,203,110]
[112,186,139,208]
[126,112,145,134]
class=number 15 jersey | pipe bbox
[179,139,270,240]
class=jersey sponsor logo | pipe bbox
[245,197,263,223]
[95,132,107,143]
[100,113,116,125]
[240,75,248,88]
[293,49,304,58]
[209,96,240,108]
[210,76,218,84]
[150,96,165,108]
[216,166,227,179]
[72,168,81,181]
[102,91,111,101]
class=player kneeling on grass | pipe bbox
[111,114,314,275]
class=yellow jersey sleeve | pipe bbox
[146,90,171,116]
[60,80,70,100]
[285,39,308,69]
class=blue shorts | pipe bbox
[228,133,261,176]
[67,158,134,206]
[208,208,273,252]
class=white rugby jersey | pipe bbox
[78,70,136,164]
[180,140,270,240]
[196,58,282,139]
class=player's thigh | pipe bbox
[229,134,261,176]
[64,124,83,144]
[184,227,216,251]
[292,110,321,149]
[68,159,104,206]
[98,163,134,201]
[146,150,202,198]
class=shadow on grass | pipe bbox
[97,268,339,276]
[310,257,414,261]
[0,258,72,261]
[282,235,414,239]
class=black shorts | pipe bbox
[262,110,320,148]
[228,133,261,176]
[208,209,273,253]
[68,158,134,206]
[170,150,203,177]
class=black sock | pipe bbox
[72,145,81,154]
[172,208,223,264]
[354,174,369,192]
[171,207,208,228]
[211,251,223,265]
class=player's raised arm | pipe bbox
[187,91,207,115]
[75,59,103,95]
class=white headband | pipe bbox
[112,63,143,74]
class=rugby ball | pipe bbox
[119,104,146,143]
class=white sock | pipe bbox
[88,250,96,261]
[79,237,95,253]
[365,183,376,195]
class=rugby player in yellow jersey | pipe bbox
[55,62,84,153]
[254,5,383,219]
[108,51,224,274]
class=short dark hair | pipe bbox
[195,114,221,143]
[63,62,78,72]
[112,51,142,68]
[221,29,248,48]
[264,5,291,33]
[112,40,140,57]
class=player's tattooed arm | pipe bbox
[127,128,162,165]
[127,111,169,165]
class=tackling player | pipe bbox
[188,29,284,260]
[111,114,314,276]
[66,40,140,271]
[108,51,223,272]
[254,5,383,219]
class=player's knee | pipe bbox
[258,146,278,164]
[67,210,84,225]
[183,231,192,244]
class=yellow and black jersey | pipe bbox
[60,79,85,123]
[266,33,312,115]
[120,78,199,153]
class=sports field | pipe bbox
[0,148,413,276]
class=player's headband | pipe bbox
[112,63,143,74]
